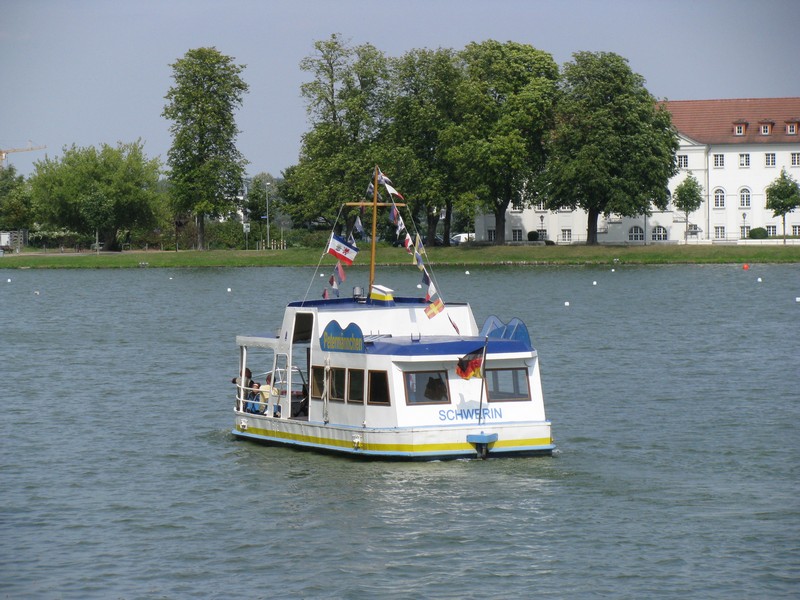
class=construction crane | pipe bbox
[0,142,46,167]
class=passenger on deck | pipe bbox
[245,382,261,413]
[232,368,254,411]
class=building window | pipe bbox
[713,154,725,167]
[537,229,547,240]
[788,123,797,135]
[766,225,777,236]
[761,124,771,135]
[487,228,496,242]
[651,225,668,241]
[739,153,750,167]
[793,225,800,236]
[677,154,688,168]
[714,226,726,240]
[735,124,745,135]
[512,229,523,242]
[765,153,776,167]
[792,152,800,166]
[740,188,751,208]
[714,189,725,208]
[535,201,546,211]
[628,226,644,241]
[740,225,750,239]
[561,229,572,243]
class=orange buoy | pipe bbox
[743,264,750,270]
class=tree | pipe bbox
[244,173,278,248]
[30,141,161,250]
[765,168,800,244]
[163,47,249,249]
[386,47,463,246]
[446,40,559,244]
[672,173,704,243]
[283,35,390,232]
[0,165,32,231]
[543,51,679,244]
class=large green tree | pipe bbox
[163,47,249,249]
[765,168,800,244]
[672,172,704,243]
[283,35,390,232]
[30,141,161,250]
[0,165,32,231]
[543,51,679,244]
[386,47,463,246]
[445,40,558,244]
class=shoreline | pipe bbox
[2,244,799,268]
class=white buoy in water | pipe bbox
[6,278,10,283]
[34,290,40,295]
[757,277,762,283]
[465,270,470,275]
[593,281,597,286]
[564,301,570,307]
[611,268,615,273]
[227,287,232,292]
[416,284,422,289]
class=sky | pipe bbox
[2,0,798,179]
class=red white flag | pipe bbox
[327,234,359,265]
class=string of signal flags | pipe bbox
[322,170,458,331]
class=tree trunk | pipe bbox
[197,213,205,250]
[426,211,440,247]
[443,201,452,246]
[783,214,787,245]
[586,206,599,245]
[494,206,506,245]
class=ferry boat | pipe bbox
[231,168,554,460]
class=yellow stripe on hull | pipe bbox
[234,420,552,457]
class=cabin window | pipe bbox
[404,370,450,405]
[310,366,325,399]
[368,371,391,405]
[348,369,365,404]
[485,368,531,402]
[329,367,346,402]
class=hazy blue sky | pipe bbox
[2,0,798,179]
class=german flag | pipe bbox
[456,347,484,379]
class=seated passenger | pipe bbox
[245,382,261,414]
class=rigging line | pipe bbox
[394,199,447,304]
[301,203,347,304]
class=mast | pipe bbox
[345,165,404,294]
[369,166,379,292]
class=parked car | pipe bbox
[450,233,475,245]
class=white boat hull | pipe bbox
[233,412,553,460]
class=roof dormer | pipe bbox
[733,120,748,136]
[759,120,774,135]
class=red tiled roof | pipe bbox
[664,98,800,145]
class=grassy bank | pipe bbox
[2,243,798,268]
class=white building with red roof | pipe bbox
[476,97,800,244]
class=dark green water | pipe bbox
[2,264,798,598]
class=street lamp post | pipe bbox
[742,212,747,239]
[539,214,544,240]
[265,181,271,250]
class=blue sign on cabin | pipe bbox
[320,321,365,353]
